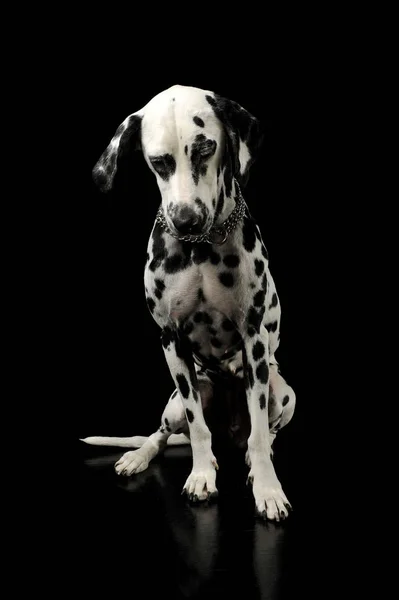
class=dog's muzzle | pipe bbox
[156,184,246,245]
[172,206,204,235]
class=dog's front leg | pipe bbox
[243,325,292,521]
[162,327,218,501]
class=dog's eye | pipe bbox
[151,157,166,170]
[149,154,177,181]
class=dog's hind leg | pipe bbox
[114,390,188,476]
[268,361,296,434]
[245,361,296,467]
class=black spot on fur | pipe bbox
[254,289,266,307]
[150,154,176,181]
[262,274,267,291]
[259,393,266,410]
[164,254,184,273]
[154,278,165,300]
[266,321,278,333]
[192,244,220,265]
[254,259,264,276]
[200,164,208,177]
[212,198,216,208]
[184,145,188,155]
[186,408,194,423]
[177,374,190,399]
[161,326,174,349]
[282,394,290,406]
[149,225,167,271]
[210,251,221,265]
[192,244,209,265]
[256,360,269,384]
[252,341,265,361]
[147,297,155,314]
[208,326,217,335]
[164,243,191,274]
[193,116,204,127]
[269,293,278,308]
[223,254,240,268]
[211,337,222,348]
[246,363,255,389]
[165,418,169,426]
[250,282,256,289]
[222,318,235,331]
[242,216,257,252]
[191,134,216,184]
[247,306,262,335]
[219,272,234,287]
[194,197,208,224]
[194,312,203,323]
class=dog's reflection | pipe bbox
[252,520,287,600]
[81,448,290,598]
[138,461,220,598]
[81,448,219,596]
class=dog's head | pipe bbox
[93,85,263,236]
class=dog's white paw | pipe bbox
[250,474,292,521]
[115,450,149,476]
[182,460,218,502]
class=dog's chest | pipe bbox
[146,258,242,322]
[159,263,243,359]
[144,230,251,357]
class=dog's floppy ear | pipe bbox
[92,113,142,193]
[206,94,264,188]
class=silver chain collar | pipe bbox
[155,184,246,245]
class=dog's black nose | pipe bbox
[172,206,202,234]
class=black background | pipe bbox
[71,21,381,599]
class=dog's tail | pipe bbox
[79,433,190,448]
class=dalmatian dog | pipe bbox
[81,85,296,521]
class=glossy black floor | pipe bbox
[78,421,335,600]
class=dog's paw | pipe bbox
[250,474,292,521]
[115,450,149,476]
[182,461,218,502]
